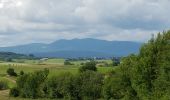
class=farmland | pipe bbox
[0,58,115,100]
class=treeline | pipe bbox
[10,31,170,100]
[0,52,36,62]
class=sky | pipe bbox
[0,0,169,46]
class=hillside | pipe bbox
[0,38,142,58]
[0,52,31,61]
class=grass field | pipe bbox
[0,58,115,100]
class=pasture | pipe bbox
[0,58,115,100]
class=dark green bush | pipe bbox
[45,72,73,99]
[64,61,74,65]
[7,68,17,76]
[79,61,97,72]
[20,70,24,75]
[44,71,103,100]
[10,87,20,97]
[16,68,49,98]
[0,81,8,90]
[79,71,103,100]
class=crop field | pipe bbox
[0,58,114,100]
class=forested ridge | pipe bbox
[9,31,170,100]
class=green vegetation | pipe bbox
[64,60,74,65]
[102,31,170,100]
[79,60,97,72]
[10,68,103,100]
[0,81,8,90]
[1,31,170,100]
[0,58,114,100]
[7,68,17,76]
[0,52,35,62]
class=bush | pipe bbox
[0,81,8,90]
[7,68,17,76]
[64,61,74,65]
[16,69,49,98]
[79,71,103,100]
[20,70,24,75]
[103,76,124,100]
[45,72,74,99]
[45,71,103,100]
[10,87,19,97]
[79,61,97,72]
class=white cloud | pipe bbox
[0,0,169,46]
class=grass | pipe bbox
[0,58,115,100]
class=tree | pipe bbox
[16,69,49,98]
[79,61,97,72]
[112,58,120,66]
[20,70,24,75]
[79,71,103,100]
[64,60,73,65]
[45,71,103,100]
[103,30,170,100]
[45,72,74,99]
[7,68,17,76]
[10,87,19,97]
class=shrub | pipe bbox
[16,69,49,98]
[79,71,103,100]
[20,70,24,75]
[0,81,8,90]
[45,72,74,99]
[45,71,103,100]
[64,61,74,65]
[79,61,97,72]
[10,87,19,97]
[103,76,124,100]
[7,68,17,76]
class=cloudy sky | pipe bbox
[0,0,169,46]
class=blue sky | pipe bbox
[0,0,169,46]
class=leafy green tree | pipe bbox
[45,71,103,100]
[16,69,49,98]
[45,72,74,99]
[103,31,170,100]
[7,68,17,76]
[79,71,103,100]
[20,70,24,75]
[79,61,97,72]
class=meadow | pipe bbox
[0,58,114,100]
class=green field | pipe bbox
[0,58,114,100]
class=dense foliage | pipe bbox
[11,69,103,100]
[0,52,36,61]
[64,60,74,65]
[0,81,8,90]
[103,31,170,100]
[79,60,97,72]
[7,68,17,76]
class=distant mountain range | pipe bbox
[0,38,142,58]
